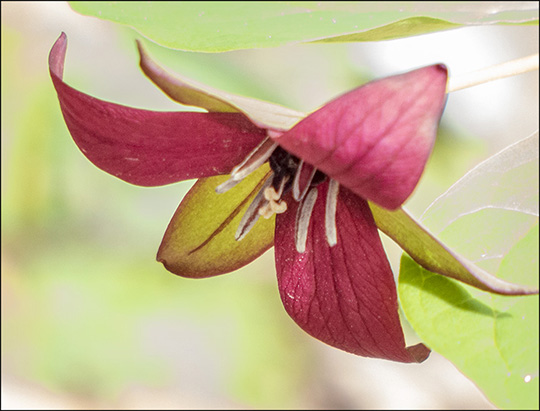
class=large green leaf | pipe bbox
[398,132,539,409]
[69,2,538,52]
[420,132,539,238]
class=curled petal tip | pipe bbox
[135,39,144,57]
[48,33,266,187]
[435,63,448,72]
[407,343,431,363]
[49,33,68,79]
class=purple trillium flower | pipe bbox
[49,32,453,362]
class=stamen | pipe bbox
[270,200,287,214]
[259,176,289,219]
[215,176,241,194]
[292,160,318,201]
[264,186,281,201]
[235,174,274,241]
[258,198,288,219]
[325,179,339,247]
[216,136,279,194]
[295,187,318,253]
[231,137,278,181]
[257,202,274,219]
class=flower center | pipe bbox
[268,146,326,194]
[215,135,338,252]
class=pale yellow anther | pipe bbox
[264,186,281,201]
[258,199,288,219]
[258,202,274,219]
[271,199,287,214]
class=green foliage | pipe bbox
[69,1,538,52]
[399,134,539,409]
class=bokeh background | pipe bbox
[2,2,538,409]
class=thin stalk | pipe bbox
[447,53,539,93]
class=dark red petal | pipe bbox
[49,33,266,186]
[275,182,430,362]
[273,65,448,209]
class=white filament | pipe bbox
[235,174,274,241]
[215,176,241,194]
[325,179,339,247]
[292,160,318,201]
[216,137,278,194]
[295,187,318,253]
[231,137,278,181]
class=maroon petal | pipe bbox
[273,65,448,209]
[275,181,430,362]
[49,33,266,186]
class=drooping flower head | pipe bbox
[49,33,535,363]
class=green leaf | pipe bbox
[157,164,275,278]
[421,131,539,237]
[398,132,539,408]
[399,225,538,409]
[69,2,538,52]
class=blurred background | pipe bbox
[2,2,538,409]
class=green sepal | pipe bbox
[370,203,537,295]
[158,164,275,278]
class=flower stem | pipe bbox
[447,53,539,93]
